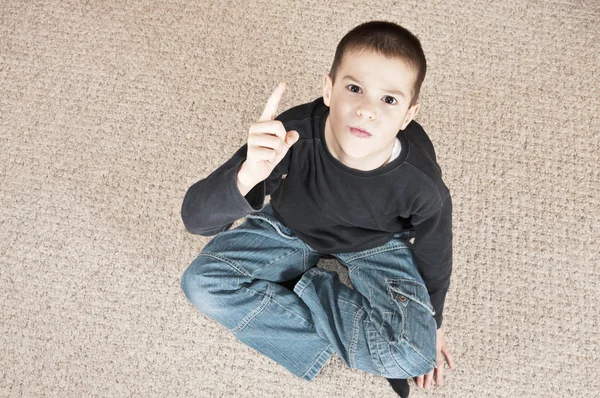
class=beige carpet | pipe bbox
[1,0,599,397]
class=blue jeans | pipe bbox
[180,203,437,381]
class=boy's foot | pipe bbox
[386,378,410,398]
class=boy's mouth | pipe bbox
[349,126,372,138]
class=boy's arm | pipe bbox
[410,193,453,329]
[181,143,290,236]
[181,82,298,236]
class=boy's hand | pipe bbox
[414,327,456,390]
[237,81,299,196]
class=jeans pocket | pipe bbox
[387,278,437,369]
[388,278,435,316]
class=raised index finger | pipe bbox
[258,81,286,122]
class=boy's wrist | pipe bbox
[236,163,258,197]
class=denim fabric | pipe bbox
[181,203,437,381]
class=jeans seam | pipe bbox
[378,341,397,376]
[341,244,410,263]
[402,338,437,369]
[246,214,317,254]
[250,248,302,278]
[382,310,405,343]
[246,214,296,240]
[236,283,315,333]
[301,344,334,380]
[338,298,361,309]
[349,307,364,369]
[387,342,412,377]
[364,319,385,375]
[303,249,309,272]
[200,250,303,281]
[231,282,274,334]
[198,253,250,276]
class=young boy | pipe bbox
[180,21,456,397]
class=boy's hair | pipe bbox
[329,20,427,107]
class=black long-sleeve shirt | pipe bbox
[181,97,453,329]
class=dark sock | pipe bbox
[276,274,304,291]
[386,378,410,398]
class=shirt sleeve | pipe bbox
[181,143,291,236]
[410,192,453,329]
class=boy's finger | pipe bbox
[425,370,434,389]
[435,365,444,386]
[415,375,423,388]
[249,120,288,141]
[443,346,456,369]
[258,81,286,122]
[283,130,299,148]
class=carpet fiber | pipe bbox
[1,0,598,397]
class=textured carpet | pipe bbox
[1,0,598,397]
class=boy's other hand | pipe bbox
[237,81,299,196]
[413,326,456,390]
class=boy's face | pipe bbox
[322,50,420,171]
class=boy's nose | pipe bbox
[356,103,377,120]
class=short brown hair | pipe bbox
[329,21,427,106]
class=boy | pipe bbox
[180,21,456,397]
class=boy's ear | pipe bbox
[401,101,420,130]
[322,74,333,107]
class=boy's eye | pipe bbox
[346,84,398,105]
[348,84,361,93]
[384,96,397,105]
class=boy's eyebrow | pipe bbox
[342,74,406,98]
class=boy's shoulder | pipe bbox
[403,120,450,198]
[404,120,442,173]
[404,120,437,162]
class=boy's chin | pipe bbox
[338,144,375,161]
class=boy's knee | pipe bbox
[180,260,201,302]
[180,257,217,303]
[180,255,241,312]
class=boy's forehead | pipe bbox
[341,50,414,75]
[339,50,416,95]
